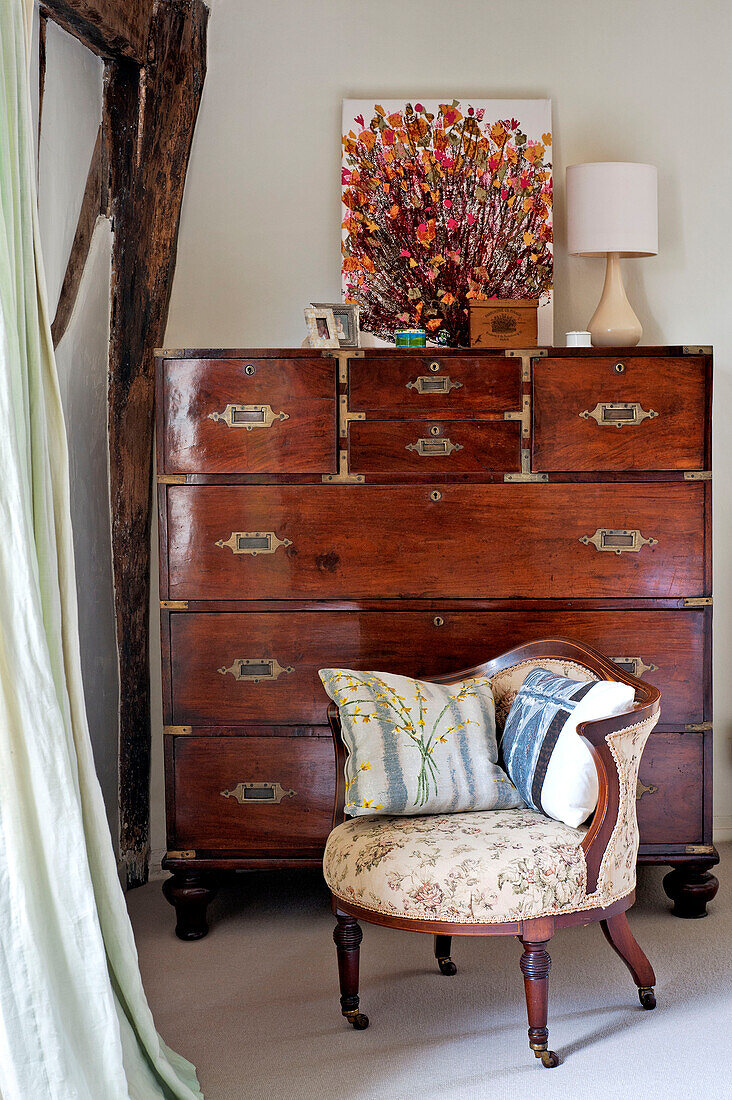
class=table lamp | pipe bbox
[566,162,657,346]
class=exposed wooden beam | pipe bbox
[104,0,208,888]
[51,127,103,348]
[40,0,151,63]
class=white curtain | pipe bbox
[0,2,202,1096]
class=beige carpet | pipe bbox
[127,845,732,1099]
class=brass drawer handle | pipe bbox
[636,779,659,801]
[406,437,463,457]
[208,403,289,429]
[579,401,658,427]
[221,781,296,805]
[610,655,658,678]
[218,657,294,682]
[406,375,463,395]
[216,530,292,555]
[579,528,658,555]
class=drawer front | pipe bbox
[166,483,705,600]
[168,733,335,850]
[636,731,704,845]
[348,419,521,473]
[349,355,521,414]
[161,356,337,474]
[533,356,707,471]
[169,609,705,728]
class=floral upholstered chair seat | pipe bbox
[324,807,588,924]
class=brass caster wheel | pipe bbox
[344,1010,369,1030]
[532,1044,560,1068]
[639,987,656,1010]
[437,956,457,976]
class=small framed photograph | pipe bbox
[304,306,340,348]
[312,302,361,348]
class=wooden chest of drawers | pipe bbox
[156,346,717,938]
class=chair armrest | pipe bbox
[578,688,660,895]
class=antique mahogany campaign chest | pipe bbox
[155,346,716,938]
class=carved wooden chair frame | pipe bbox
[325,638,661,1068]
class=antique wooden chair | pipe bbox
[323,639,660,1068]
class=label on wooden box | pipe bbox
[469,299,538,348]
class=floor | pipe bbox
[127,845,732,1100]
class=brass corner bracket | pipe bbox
[504,394,531,439]
[322,452,365,484]
[322,347,364,383]
[504,472,548,483]
[505,347,547,381]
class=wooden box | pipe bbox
[469,299,538,348]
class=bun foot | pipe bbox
[639,986,657,1010]
[162,871,217,940]
[437,956,457,976]
[663,862,719,919]
[344,1010,369,1030]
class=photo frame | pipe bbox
[312,302,361,348]
[304,306,340,348]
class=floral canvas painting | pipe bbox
[341,99,553,347]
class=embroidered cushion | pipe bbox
[319,668,524,816]
[323,809,588,923]
[500,667,636,828]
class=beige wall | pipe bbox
[154,0,732,856]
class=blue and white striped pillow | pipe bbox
[500,667,636,827]
[319,668,524,816]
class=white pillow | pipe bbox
[500,668,636,828]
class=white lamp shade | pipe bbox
[566,162,658,257]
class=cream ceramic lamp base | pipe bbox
[588,251,642,347]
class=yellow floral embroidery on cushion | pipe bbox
[324,670,493,809]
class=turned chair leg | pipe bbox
[434,934,457,976]
[601,912,657,1009]
[519,938,560,1068]
[333,911,369,1030]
